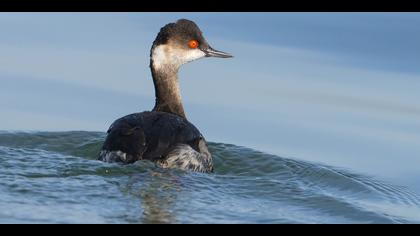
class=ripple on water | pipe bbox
[0,131,419,223]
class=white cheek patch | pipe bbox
[182,49,206,64]
[152,45,205,70]
[151,45,168,70]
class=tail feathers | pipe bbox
[157,143,213,173]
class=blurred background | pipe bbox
[1,13,420,192]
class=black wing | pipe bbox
[100,111,203,163]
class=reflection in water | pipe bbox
[124,171,182,224]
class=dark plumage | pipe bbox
[151,19,209,51]
[98,19,232,173]
[101,112,201,161]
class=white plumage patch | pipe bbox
[99,150,128,162]
[152,44,205,70]
[156,142,213,173]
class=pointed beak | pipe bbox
[203,46,233,58]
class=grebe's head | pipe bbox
[151,19,232,71]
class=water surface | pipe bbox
[0,131,419,223]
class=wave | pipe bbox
[0,131,419,223]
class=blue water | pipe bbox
[0,131,419,223]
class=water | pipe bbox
[1,131,419,223]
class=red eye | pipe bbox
[188,40,199,49]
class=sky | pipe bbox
[1,13,420,189]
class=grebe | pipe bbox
[98,19,232,173]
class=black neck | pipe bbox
[150,60,186,118]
